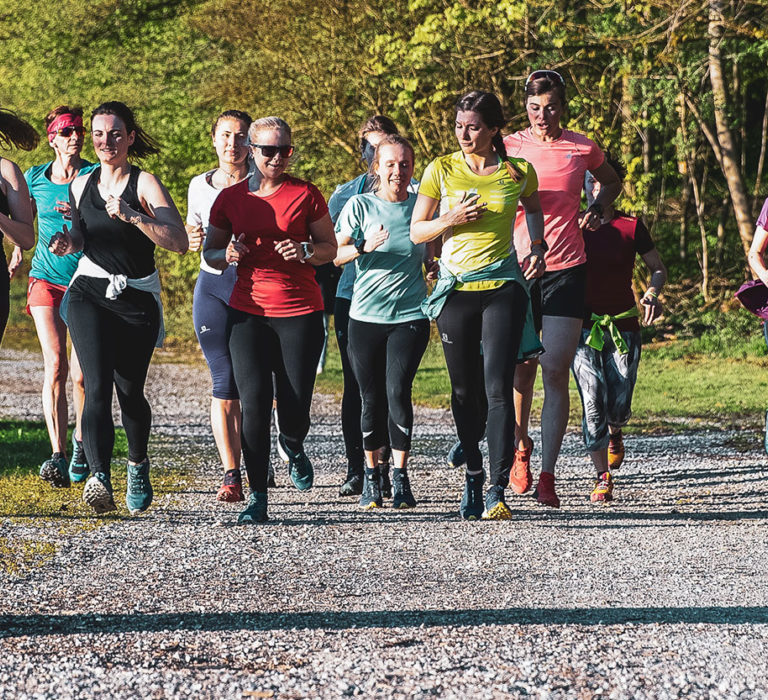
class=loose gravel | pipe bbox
[1,347,768,699]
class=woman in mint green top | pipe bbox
[9,105,96,487]
[335,135,434,511]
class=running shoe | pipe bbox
[40,453,70,488]
[392,468,417,509]
[590,471,614,503]
[83,472,117,514]
[608,430,625,469]
[217,468,244,502]
[238,492,268,524]
[508,438,533,494]
[339,464,364,497]
[534,471,560,509]
[278,435,314,491]
[359,467,382,509]
[460,471,485,521]
[379,460,392,498]
[68,435,89,483]
[482,485,512,520]
[447,440,466,468]
[126,459,153,515]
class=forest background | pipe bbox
[1,0,768,387]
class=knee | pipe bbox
[45,354,68,386]
[541,362,572,389]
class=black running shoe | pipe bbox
[40,453,70,488]
[83,472,117,514]
[392,468,416,509]
[360,467,382,509]
[339,464,364,497]
[460,471,485,521]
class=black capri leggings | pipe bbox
[436,281,527,487]
[333,297,364,470]
[348,318,430,452]
[67,284,160,474]
[228,309,324,492]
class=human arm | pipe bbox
[8,246,23,278]
[747,226,768,286]
[639,247,667,325]
[0,159,35,250]
[579,160,623,231]
[410,191,487,244]
[518,191,547,281]
[202,224,249,270]
[48,176,87,256]
[104,171,188,253]
[274,212,337,266]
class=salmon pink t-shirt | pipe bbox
[504,128,605,271]
[208,176,328,317]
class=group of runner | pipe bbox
[0,69,689,523]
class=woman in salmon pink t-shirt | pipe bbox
[503,70,622,509]
[204,116,337,525]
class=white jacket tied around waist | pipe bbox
[60,255,166,347]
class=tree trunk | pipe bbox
[690,163,710,301]
[679,172,691,262]
[715,193,730,267]
[753,88,768,218]
[708,0,754,257]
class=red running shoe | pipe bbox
[217,468,244,502]
[535,471,560,508]
[509,438,533,494]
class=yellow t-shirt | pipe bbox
[418,151,538,290]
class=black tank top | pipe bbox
[78,165,155,278]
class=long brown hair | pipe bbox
[0,108,39,151]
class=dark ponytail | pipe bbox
[455,91,522,182]
[0,108,39,151]
[91,101,160,159]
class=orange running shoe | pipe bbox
[217,468,245,502]
[608,431,625,470]
[535,471,560,508]
[509,438,533,494]
[590,471,614,502]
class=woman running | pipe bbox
[49,101,188,514]
[504,69,622,508]
[204,116,337,524]
[411,91,545,520]
[572,160,666,502]
[186,110,253,503]
[9,106,96,488]
[0,108,37,345]
[327,115,406,497]
[335,134,432,509]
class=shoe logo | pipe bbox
[199,325,211,333]
[441,332,452,344]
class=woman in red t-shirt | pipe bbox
[204,116,337,524]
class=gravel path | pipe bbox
[2,347,768,699]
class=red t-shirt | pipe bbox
[504,128,605,271]
[583,213,655,332]
[209,176,328,317]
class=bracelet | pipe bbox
[645,290,658,299]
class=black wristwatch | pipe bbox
[354,238,367,255]
[589,202,604,217]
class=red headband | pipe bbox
[47,114,83,141]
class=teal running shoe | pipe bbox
[83,472,116,514]
[392,468,416,509]
[359,467,382,509]
[69,434,89,483]
[460,471,485,520]
[40,453,70,488]
[278,435,314,491]
[126,459,153,515]
[238,492,268,524]
[482,485,512,520]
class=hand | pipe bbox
[521,245,547,281]
[187,224,204,252]
[363,225,389,253]
[53,200,71,220]
[640,293,662,325]
[226,233,249,264]
[105,195,135,222]
[275,238,303,261]
[48,224,74,257]
[446,191,487,227]
[8,246,23,279]
[578,206,602,231]
[424,258,440,281]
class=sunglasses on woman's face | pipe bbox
[250,144,294,158]
[525,70,565,87]
[57,126,86,138]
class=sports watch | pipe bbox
[301,242,315,261]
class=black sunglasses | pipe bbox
[525,70,565,88]
[250,144,294,158]
[57,126,86,138]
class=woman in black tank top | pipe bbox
[49,101,187,515]
[0,107,38,345]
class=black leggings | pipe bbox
[334,298,364,469]
[228,309,324,492]
[348,318,430,452]
[67,285,159,474]
[436,282,527,487]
